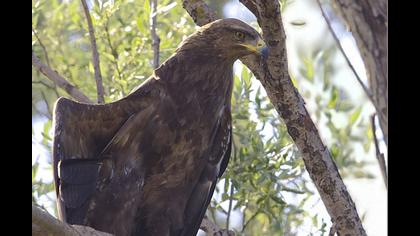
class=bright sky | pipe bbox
[32,0,387,235]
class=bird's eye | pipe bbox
[234,31,245,40]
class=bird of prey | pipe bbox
[52,18,267,236]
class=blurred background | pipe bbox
[32,0,387,235]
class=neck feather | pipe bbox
[155,53,234,109]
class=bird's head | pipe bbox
[177,18,268,62]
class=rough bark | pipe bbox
[32,204,113,236]
[181,0,217,26]
[182,0,367,235]
[32,204,227,236]
[200,216,235,236]
[332,0,388,145]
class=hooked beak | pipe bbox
[239,38,268,58]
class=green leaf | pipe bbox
[32,1,374,233]
[256,196,266,205]
[337,101,354,112]
[221,193,229,201]
[255,87,261,109]
[303,57,314,82]
[32,162,39,182]
[363,126,373,152]
[290,19,306,27]
[88,62,94,74]
[290,73,299,87]
[352,170,375,179]
[270,194,286,205]
[144,0,151,20]
[327,87,338,109]
[136,14,146,33]
[224,177,230,193]
[312,214,318,227]
[42,120,52,146]
[330,144,340,159]
[349,107,363,125]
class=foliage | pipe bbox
[294,47,374,179]
[32,0,374,235]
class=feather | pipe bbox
[52,18,263,236]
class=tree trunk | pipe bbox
[182,0,367,235]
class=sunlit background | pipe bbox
[32,0,387,235]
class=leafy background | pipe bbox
[32,0,386,235]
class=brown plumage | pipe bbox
[52,18,266,236]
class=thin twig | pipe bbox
[104,21,123,81]
[239,0,259,18]
[226,179,234,230]
[210,205,217,224]
[150,0,160,69]
[104,20,126,96]
[32,80,55,90]
[33,80,61,98]
[33,107,52,120]
[32,27,51,67]
[41,91,53,119]
[241,202,248,230]
[315,0,374,104]
[281,186,305,194]
[241,210,259,233]
[32,52,93,103]
[217,204,229,215]
[328,222,337,236]
[226,141,238,230]
[371,114,387,189]
[80,0,105,104]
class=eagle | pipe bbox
[52,18,267,236]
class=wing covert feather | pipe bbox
[52,77,159,222]
[180,107,232,236]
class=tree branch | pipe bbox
[239,0,259,18]
[32,204,113,236]
[200,216,235,236]
[81,0,105,104]
[181,0,216,26]
[150,0,160,69]
[41,91,53,119]
[225,179,234,229]
[32,52,93,103]
[328,222,338,236]
[32,80,55,90]
[371,114,387,189]
[226,145,237,230]
[331,0,387,145]
[104,20,123,81]
[33,80,61,100]
[241,210,259,233]
[315,0,374,104]
[181,0,367,235]
[32,26,51,67]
